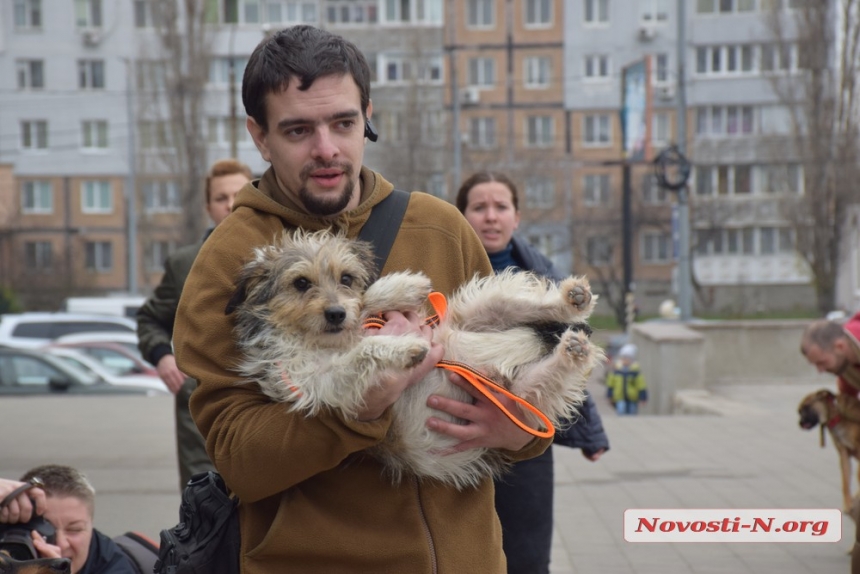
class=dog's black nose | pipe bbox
[325,307,347,326]
[52,558,72,573]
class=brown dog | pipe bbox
[798,388,860,514]
[0,552,70,574]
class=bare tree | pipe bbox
[765,0,860,314]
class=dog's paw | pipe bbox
[560,277,593,313]
[558,329,592,364]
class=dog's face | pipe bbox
[798,389,834,430]
[0,552,70,574]
[228,230,377,346]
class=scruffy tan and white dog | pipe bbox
[227,229,602,489]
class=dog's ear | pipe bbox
[225,254,273,315]
[351,239,381,286]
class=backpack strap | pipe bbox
[113,531,160,574]
[358,189,410,275]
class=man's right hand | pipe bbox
[157,354,187,394]
[0,478,46,524]
[356,310,443,421]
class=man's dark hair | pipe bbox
[242,25,372,131]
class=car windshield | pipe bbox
[52,356,103,383]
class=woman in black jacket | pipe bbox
[457,171,610,574]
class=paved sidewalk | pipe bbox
[0,381,853,574]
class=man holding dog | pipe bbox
[173,25,550,573]
[801,311,860,397]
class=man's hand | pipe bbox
[157,354,187,394]
[357,311,443,422]
[0,478,46,524]
[425,372,533,453]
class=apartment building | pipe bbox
[0,0,447,308]
[565,0,816,316]
[447,0,573,276]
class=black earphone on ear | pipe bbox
[364,118,378,142]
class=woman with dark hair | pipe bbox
[457,171,610,574]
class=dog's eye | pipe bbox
[341,274,354,287]
[293,277,311,292]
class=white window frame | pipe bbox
[326,1,379,25]
[695,105,755,137]
[469,117,496,149]
[207,117,250,147]
[81,180,113,214]
[75,0,102,27]
[584,54,610,80]
[651,111,670,145]
[524,177,555,209]
[21,120,48,150]
[81,120,109,150]
[466,0,494,28]
[24,241,53,272]
[584,0,609,24]
[586,236,612,265]
[85,241,113,273]
[14,0,42,29]
[583,174,610,206]
[78,59,105,89]
[209,57,248,86]
[145,240,176,272]
[583,114,611,146]
[653,53,669,84]
[640,0,668,22]
[642,174,669,204]
[524,56,551,88]
[16,60,44,90]
[641,231,672,263]
[525,115,554,148]
[380,0,442,24]
[21,180,53,214]
[142,180,181,213]
[467,57,495,87]
[524,0,552,28]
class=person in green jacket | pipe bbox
[606,343,648,415]
[136,158,252,489]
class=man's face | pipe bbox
[207,172,250,226]
[804,343,850,376]
[44,496,93,574]
[247,74,370,217]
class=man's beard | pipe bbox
[298,161,356,217]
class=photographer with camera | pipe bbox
[0,465,135,574]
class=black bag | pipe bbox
[153,471,240,574]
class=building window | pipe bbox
[21,120,48,150]
[207,117,249,147]
[142,180,181,213]
[583,114,611,146]
[81,120,108,150]
[584,0,609,24]
[426,173,447,199]
[469,117,496,148]
[85,241,113,273]
[136,60,166,92]
[326,1,379,24]
[139,120,174,150]
[14,0,42,28]
[642,231,672,263]
[145,241,175,272]
[696,105,755,136]
[75,0,103,27]
[421,110,445,145]
[696,45,756,75]
[16,60,44,89]
[524,56,551,88]
[524,0,551,26]
[467,57,495,87]
[24,241,53,272]
[226,1,318,24]
[81,180,113,214]
[760,163,801,194]
[209,57,247,85]
[524,177,555,209]
[760,43,794,73]
[375,111,405,142]
[652,111,670,145]
[526,116,553,148]
[583,174,610,206]
[466,0,493,27]
[21,181,53,214]
[697,0,756,13]
[133,0,162,27]
[641,174,668,204]
[586,236,612,265]
[654,53,669,84]
[640,0,668,21]
[380,0,442,24]
[584,55,610,79]
[78,59,105,89]
[378,53,443,84]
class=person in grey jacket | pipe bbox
[137,158,252,488]
[457,171,610,574]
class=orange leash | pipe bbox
[363,291,554,439]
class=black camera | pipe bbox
[0,514,56,560]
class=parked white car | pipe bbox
[0,313,137,349]
[42,347,168,395]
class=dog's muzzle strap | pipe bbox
[437,360,555,439]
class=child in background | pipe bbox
[607,344,647,415]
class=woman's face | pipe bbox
[462,181,520,255]
[44,496,93,574]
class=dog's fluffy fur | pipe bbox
[230,229,602,489]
